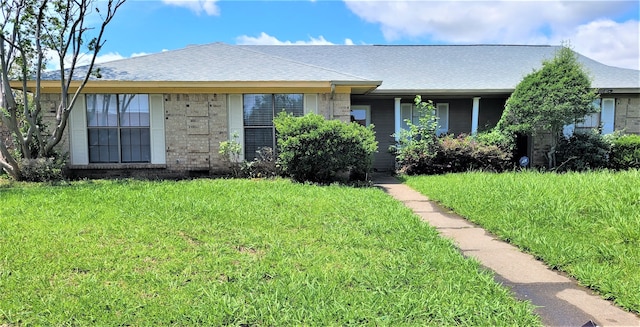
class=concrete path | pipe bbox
[374,175,640,327]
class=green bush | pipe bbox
[555,130,610,172]
[393,96,512,175]
[18,157,66,182]
[609,134,640,170]
[241,147,282,178]
[438,134,513,173]
[475,129,515,153]
[274,113,377,183]
[391,96,441,175]
[396,134,513,175]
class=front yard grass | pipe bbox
[404,170,640,314]
[0,178,540,326]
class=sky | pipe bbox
[88,0,640,70]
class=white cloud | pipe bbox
[563,19,640,70]
[344,0,639,69]
[236,32,355,45]
[161,0,220,16]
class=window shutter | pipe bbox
[400,103,412,131]
[69,95,88,165]
[303,94,317,115]
[228,94,245,162]
[436,103,449,135]
[149,94,166,164]
[601,98,615,134]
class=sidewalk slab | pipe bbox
[375,176,640,327]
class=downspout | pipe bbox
[330,82,335,119]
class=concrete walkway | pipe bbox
[374,175,640,327]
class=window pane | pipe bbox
[244,128,273,160]
[88,128,119,163]
[119,94,150,127]
[121,128,150,163]
[86,94,117,127]
[275,94,303,117]
[244,94,274,126]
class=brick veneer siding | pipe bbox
[163,93,228,173]
[530,95,640,167]
[31,91,347,178]
[318,93,351,123]
[0,93,70,157]
[614,96,640,134]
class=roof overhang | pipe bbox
[370,88,516,96]
[11,80,382,95]
[596,88,640,95]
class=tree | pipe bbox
[0,0,125,180]
[496,45,599,168]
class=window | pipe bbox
[243,94,303,159]
[86,94,150,163]
[401,102,449,135]
[575,99,601,133]
[350,105,371,126]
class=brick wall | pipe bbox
[163,93,228,173]
[31,91,351,178]
[614,96,640,134]
[318,93,351,122]
[0,93,69,157]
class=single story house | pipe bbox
[14,43,640,177]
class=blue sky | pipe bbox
[90,0,640,70]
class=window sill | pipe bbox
[69,163,167,170]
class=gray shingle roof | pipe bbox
[62,43,640,93]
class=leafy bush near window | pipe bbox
[241,147,281,178]
[391,96,441,175]
[218,132,242,177]
[274,112,378,183]
[393,96,512,175]
[555,130,611,172]
[395,134,513,175]
[18,157,66,182]
[609,134,640,170]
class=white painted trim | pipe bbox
[227,94,245,162]
[436,103,449,135]
[303,93,318,115]
[394,97,401,141]
[472,97,480,135]
[149,94,166,164]
[69,96,88,165]
[601,98,615,134]
[350,105,371,126]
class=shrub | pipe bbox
[475,129,515,153]
[609,134,640,170]
[391,96,441,175]
[555,130,610,172]
[397,134,513,175]
[438,134,513,173]
[218,132,242,177]
[393,96,512,175]
[274,112,377,183]
[241,147,282,178]
[18,157,66,182]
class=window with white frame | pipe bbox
[243,94,303,159]
[86,94,150,163]
[575,99,601,133]
[400,102,449,135]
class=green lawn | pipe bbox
[0,178,539,326]
[404,170,640,314]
